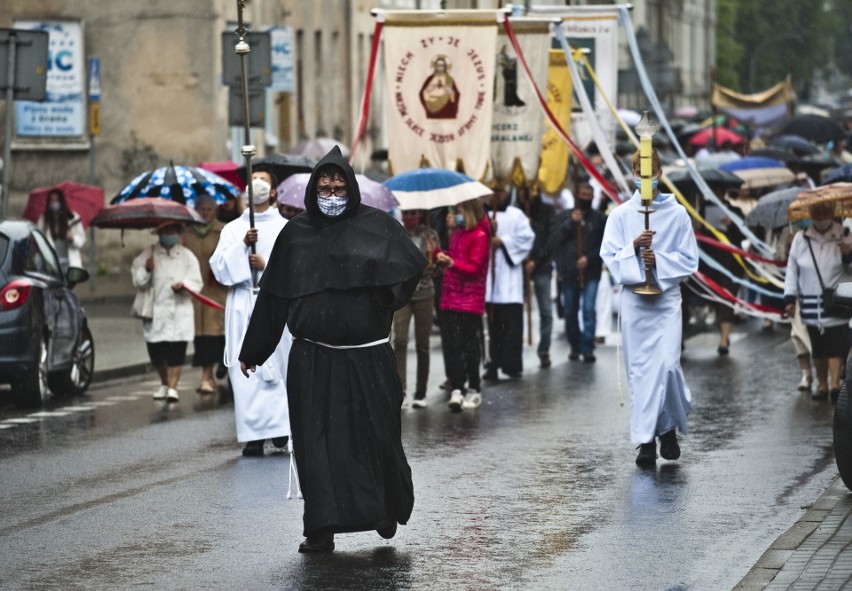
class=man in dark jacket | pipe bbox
[555,182,607,362]
[517,187,560,368]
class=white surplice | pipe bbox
[485,205,536,304]
[600,191,699,445]
[210,208,291,442]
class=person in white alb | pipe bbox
[210,169,291,457]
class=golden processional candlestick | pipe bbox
[632,111,663,296]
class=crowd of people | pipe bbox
[37,125,852,552]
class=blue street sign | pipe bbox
[88,56,100,101]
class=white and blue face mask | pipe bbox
[633,177,659,191]
[317,195,348,217]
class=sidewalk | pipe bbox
[79,276,852,589]
[736,477,852,589]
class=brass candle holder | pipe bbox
[632,111,663,296]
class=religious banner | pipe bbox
[529,5,620,148]
[488,19,550,189]
[712,78,794,128]
[537,51,573,195]
[382,12,499,179]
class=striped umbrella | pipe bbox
[383,168,492,211]
[111,162,240,207]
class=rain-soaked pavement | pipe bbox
[0,320,839,590]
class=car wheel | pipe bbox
[12,332,50,408]
[48,324,95,397]
[834,356,852,490]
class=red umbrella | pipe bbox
[90,197,204,230]
[196,161,245,190]
[688,127,746,147]
[23,181,105,229]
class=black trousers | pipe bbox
[440,310,483,392]
[486,303,524,375]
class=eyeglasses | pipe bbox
[317,186,347,197]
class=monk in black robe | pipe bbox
[239,146,426,553]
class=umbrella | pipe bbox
[196,161,245,190]
[666,168,743,189]
[112,163,239,207]
[769,135,818,155]
[293,138,350,161]
[695,152,742,169]
[719,157,795,189]
[788,183,852,221]
[824,164,852,185]
[276,173,399,211]
[777,115,846,144]
[616,109,642,127]
[383,168,493,211]
[750,148,801,164]
[23,181,104,229]
[234,153,316,184]
[687,127,746,147]
[91,197,204,229]
[745,187,804,229]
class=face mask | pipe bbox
[251,179,272,205]
[453,214,465,226]
[633,178,659,191]
[49,202,62,212]
[159,234,179,248]
[577,199,591,210]
[317,195,348,217]
[813,220,832,232]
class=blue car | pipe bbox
[0,220,94,407]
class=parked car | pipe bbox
[833,281,852,489]
[0,220,94,407]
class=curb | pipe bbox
[734,476,848,590]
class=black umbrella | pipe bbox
[824,164,852,185]
[745,187,804,229]
[750,148,800,164]
[769,134,819,155]
[777,115,845,144]
[666,168,744,189]
[235,153,316,184]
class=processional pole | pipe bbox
[235,0,258,287]
[632,111,662,296]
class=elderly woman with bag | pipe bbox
[784,200,852,402]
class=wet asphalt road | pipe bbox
[0,321,839,590]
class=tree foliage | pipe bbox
[716,0,840,98]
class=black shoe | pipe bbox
[482,369,498,381]
[635,441,657,467]
[831,388,841,404]
[812,389,829,401]
[438,379,452,391]
[659,430,681,460]
[539,353,551,369]
[298,533,335,553]
[377,522,398,539]
[242,440,265,457]
[215,364,228,380]
[717,346,729,356]
[271,436,289,449]
[582,354,596,363]
[569,352,580,361]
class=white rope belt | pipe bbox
[295,336,389,349]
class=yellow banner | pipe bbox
[537,51,573,195]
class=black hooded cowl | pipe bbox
[259,146,426,300]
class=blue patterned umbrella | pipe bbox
[111,162,240,207]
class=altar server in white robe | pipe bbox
[600,150,698,468]
[482,187,536,380]
[210,169,291,457]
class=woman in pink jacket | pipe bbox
[435,198,491,411]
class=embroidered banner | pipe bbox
[488,19,550,189]
[382,13,499,179]
[529,6,620,148]
[537,51,573,195]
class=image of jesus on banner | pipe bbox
[419,55,460,119]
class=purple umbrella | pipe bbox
[276,173,399,211]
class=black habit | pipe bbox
[240,146,426,537]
